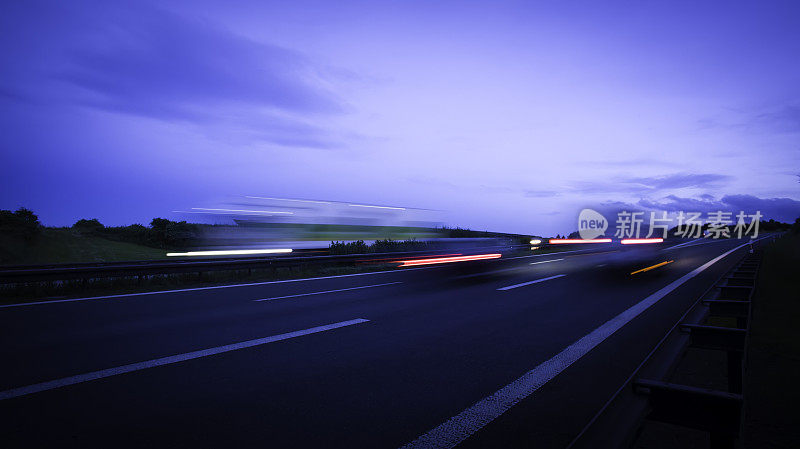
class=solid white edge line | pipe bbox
[401,237,767,449]
[530,258,564,265]
[254,282,402,302]
[497,274,566,291]
[0,318,370,401]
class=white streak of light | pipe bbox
[167,249,292,257]
[244,196,332,204]
[190,207,294,215]
[347,204,406,210]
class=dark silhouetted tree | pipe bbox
[0,207,41,242]
[149,218,197,248]
[72,218,104,235]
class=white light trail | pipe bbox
[190,207,294,215]
[347,203,406,210]
[244,196,332,204]
[167,249,292,257]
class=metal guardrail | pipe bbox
[0,245,526,284]
[567,241,765,449]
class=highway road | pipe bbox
[0,237,768,448]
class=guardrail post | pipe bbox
[633,379,742,449]
[680,324,746,352]
[717,285,753,300]
[680,324,746,394]
[710,433,735,449]
[727,351,743,394]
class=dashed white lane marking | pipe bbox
[254,282,402,302]
[0,318,370,401]
[496,274,566,291]
[504,248,600,260]
[400,237,766,449]
[529,258,564,265]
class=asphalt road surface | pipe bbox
[0,237,767,448]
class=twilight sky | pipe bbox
[1,0,799,235]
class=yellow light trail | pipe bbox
[630,260,674,275]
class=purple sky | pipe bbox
[2,0,799,235]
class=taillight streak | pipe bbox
[396,253,502,267]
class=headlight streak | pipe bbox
[347,203,407,210]
[244,196,333,204]
[167,249,293,257]
[190,207,294,215]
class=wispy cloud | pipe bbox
[575,158,681,168]
[624,173,732,190]
[524,189,561,198]
[59,9,342,115]
[752,105,800,134]
[697,103,800,135]
[565,172,732,195]
[8,3,352,149]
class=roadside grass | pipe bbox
[0,228,167,266]
[743,232,800,448]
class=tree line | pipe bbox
[1,208,199,249]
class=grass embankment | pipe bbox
[743,233,800,448]
[0,228,167,266]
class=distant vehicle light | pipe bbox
[620,238,664,245]
[549,238,612,244]
[396,253,502,267]
[530,239,542,245]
